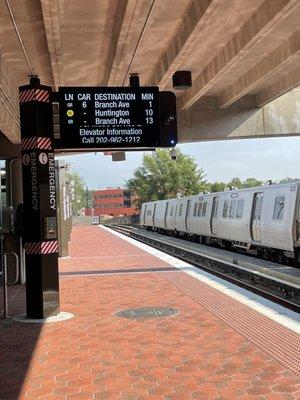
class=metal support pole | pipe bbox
[1,252,19,318]
[9,157,25,284]
[2,254,8,318]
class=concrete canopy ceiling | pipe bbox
[0,0,299,144]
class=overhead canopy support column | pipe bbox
[19,76,59,319]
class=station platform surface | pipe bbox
[1,225,300,400]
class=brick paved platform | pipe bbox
[0,225,300,400]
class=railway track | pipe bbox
[107,224,300,313]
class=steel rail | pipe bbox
[108,225,300,313]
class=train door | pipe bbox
[141,204,145,225]
[152,203,157,226]
[210,196,219,235]
[174,203,178,230]
[142,204,147,225]
[185,200,191,230]
[164,202,169,228]
[251,193,263,241]
[166,202,174,230]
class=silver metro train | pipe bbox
[140,182,300,264]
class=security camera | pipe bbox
[170,147,177,160]
[164,115,175,125]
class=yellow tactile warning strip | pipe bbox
[158,270,300,376]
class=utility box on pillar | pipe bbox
[19,76,59,319]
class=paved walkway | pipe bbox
[0,225,299,400]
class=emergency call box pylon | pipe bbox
[19,76,59,319]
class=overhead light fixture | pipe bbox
[172,71,192,90]
[129,73,140,87]
[112,152,126,162]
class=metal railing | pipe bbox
[0,252,19,318]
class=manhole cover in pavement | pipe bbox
[115,307,179,319]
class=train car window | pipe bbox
[202,202,207,217]
[258,197,263,220]
[214,200,219,217]
[146,209,152,216]
[197,202,203,217]
[193,202,198,216]
[178,204,183,216]
[170,206,173,217]
[213,200,219,217]
[253,197,259,219]
[229,200,237,218]
[273,196,285,220]
[187,201,192,217]
[223,200,229,218]
[236,199,245,219]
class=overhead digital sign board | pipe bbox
[55,87,177,151]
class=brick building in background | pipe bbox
[92,187,138,217]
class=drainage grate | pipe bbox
[115,307,179,319]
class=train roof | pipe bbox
[141,181,300,205]
[204,181,300,196]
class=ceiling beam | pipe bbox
[40,0,64,90]
[102,0,129,86]
[0,51,20,143]
[147,0,220,89]
[179,0,298,110]
[219,30,300,108]
[107,0,154,86]
[255,66,300,107]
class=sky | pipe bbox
[57,136,300,190]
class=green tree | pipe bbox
[209,181,227,192]
[278,177,299,184]
[226,177,263,189]
[66,171,87,214]
[227,177,243,189]
[242,177,263,188]
[126,149,207,206]
[87,189,95,208]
